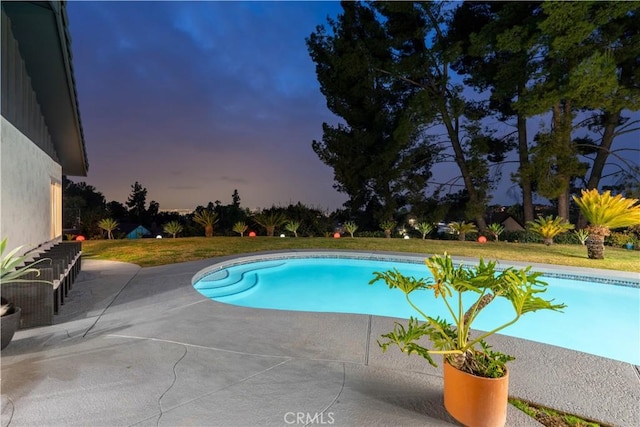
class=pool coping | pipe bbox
[193,249,640,288]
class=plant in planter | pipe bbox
[1,238,52,350]
[369,253,565,427]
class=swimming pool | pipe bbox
[192,253,640,365]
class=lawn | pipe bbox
[81,236,639,272]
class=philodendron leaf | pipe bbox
[503,268,566,315]
[369,269,429,295]
[377,317,438,366]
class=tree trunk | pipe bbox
[543,237,553,246]
[586,110,619,190]
[578,110,620,229]
[557,189,570,221]
[459,232,466,242]
[441,112,488,231]
[205,225,213,238]
[384,229,391,238]
[586,234,605,259]
[517,114,535,224]
[266,226,275,237]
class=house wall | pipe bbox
[1,117,61,253]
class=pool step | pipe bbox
[194,261,285,298]
[199,272,259,298]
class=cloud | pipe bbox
[67,1,344,211]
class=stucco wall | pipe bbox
[1,117,61,253]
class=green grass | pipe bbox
[509,398,606,427]
[81,236,639,271]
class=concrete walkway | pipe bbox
[1,253,639,426]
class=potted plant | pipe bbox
[1,238,51,350]
[369,253,565,427]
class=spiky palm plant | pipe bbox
[416,222,433,240]
[285,221,301,237]
[253,211,288,237]
[572,189,640,259]
[527,215,574,246]
[193,210,219,237]
[343,221,358,238]
[232,221,248,237]
[163,221,183,238]
[448,221,477,241]
[98,218,119,240]
[574,229,589,246]
[1,239,52,316]
[380,221,396,238]
[487,223,505,242]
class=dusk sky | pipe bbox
[68,0,347,211]
[67,1,639,213]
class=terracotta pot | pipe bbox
[1,306,21,350]
[443,360,509,427]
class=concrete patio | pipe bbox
[1,253,639,426]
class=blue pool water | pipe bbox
[193,256,640,364]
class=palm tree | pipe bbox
[285,220,301,237]
[163,221,183,238]
[193,210,219,237]
[253,211,288,237]
[380,220,396,238]
[98,218,119,240]
[573,189,640,259]
[343,221,358,238]
[232,221,248,237]
[526,216,574,246]
[416,222,433,240]
[448,221,477,242]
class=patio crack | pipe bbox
[2,395,15,426]
[306,362,346,427]
[155,344,188,427]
